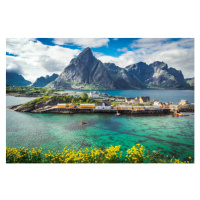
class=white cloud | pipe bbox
[130,38,169,50]
[53,38,110,48]
[6,38,194,83]
[98,38,194,78]
[117,47,128,52]
[98,51,137,68]
[6,38,80,82]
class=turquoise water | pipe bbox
[67,89,194,104]
[6,93,194,161]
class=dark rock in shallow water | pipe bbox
[80,121,87,125]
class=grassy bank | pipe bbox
[6,145,193,163]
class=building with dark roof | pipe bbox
[96,102,112,109]
[139,96,150,103]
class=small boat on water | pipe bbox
[173,113,189,117]
[116,112,121,116]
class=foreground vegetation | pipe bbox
[6,144,193,163]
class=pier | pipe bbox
[40,107,171,115]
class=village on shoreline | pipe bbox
[7,85,194,115]
[53,90,194,114]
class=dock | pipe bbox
[39,107,171,115]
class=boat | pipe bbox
[115,101,121,116]
[116,111,121,116]
[173,112,189,117]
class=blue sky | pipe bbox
[6,38,194,82]
[36,38,140,57]
[36,38,183,57]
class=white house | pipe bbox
[116,98,125,102]
[95,102,112,109]
[89,91,100,99]
[154,101,160,106]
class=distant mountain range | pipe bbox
[47,47,194,90]
[6,47,194,89]
[6,72,31,86]
[125,61,190,89]
[6,72,59,87]
[31,73,59,87]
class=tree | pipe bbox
[80,92,88,99]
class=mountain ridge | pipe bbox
[125,61,190,89]
[31,73,59,87]
[38,47,193,90]
[6,71,32,86]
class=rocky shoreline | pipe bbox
[7,93,194,115]
[7,104,194,115]
[7,93,42,97]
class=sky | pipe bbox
[6,38,194,82]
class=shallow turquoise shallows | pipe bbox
[6,91,194,161]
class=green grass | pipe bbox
[20,95,98,108]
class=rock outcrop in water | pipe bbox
[11,96,70,112]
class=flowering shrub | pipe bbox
[6,145,193,164]
[126,144,147,163]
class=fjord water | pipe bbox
[6,90,194,161]
[65,89,195,104]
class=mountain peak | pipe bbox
[78,47,93,60]
[150,61,168,70]
[137,61,147,65]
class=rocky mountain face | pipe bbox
[47,47,115,90]
[126,61,190,89]
[104,63,144,89]
[6,72,31,86]
[185,78,194,87]
[46,47,193,90]
[32,73,59,87]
